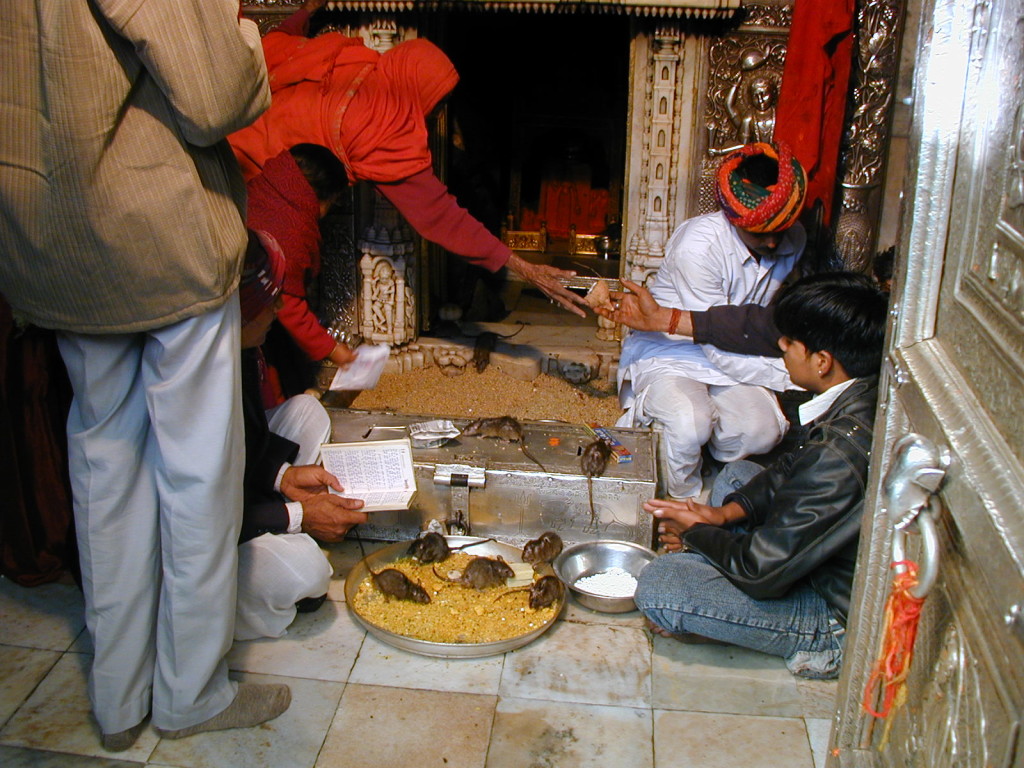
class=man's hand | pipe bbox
[644,497,745,551]
[328,343,357,368]
[300,493,367,542]
[505,253,589,318]
[594,279,694,336]
[280,465,341,503]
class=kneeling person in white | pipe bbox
[617,142,808,499]
[236,231,367,640]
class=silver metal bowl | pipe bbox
[593,235,620,258]
[553,540,656,613]
[345,536,563,658]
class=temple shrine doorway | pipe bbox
[428,11,631,325]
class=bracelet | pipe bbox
[668,307,682,335]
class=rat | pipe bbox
[580,438,614,524]
[522,531,563,566]
[472,332,497,373]
[462,416,546,471]
[369,567,431,604]
[433,555,515,591]
[406,532,495,564]
[469,324,525,373]
[494,574,565,610]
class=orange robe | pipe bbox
[230,8,456,186]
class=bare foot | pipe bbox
[645,618,677,638]
[645,618,727,645]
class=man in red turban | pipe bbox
[615,143,808,500]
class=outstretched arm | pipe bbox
[378,169,589,317]
[596,279,782,356]
[505,254,589,318]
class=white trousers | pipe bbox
[235,394,333,641]
[265,393,331,467]
[627,369,787,499]
[57,297,243,733]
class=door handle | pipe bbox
[882,434,950,598]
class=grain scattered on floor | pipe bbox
[351,365,623,425]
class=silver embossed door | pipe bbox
[829,0,1024,766]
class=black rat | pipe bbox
[469,324,524,373]
[405,532,495,564]
[369,567,431,604]
[433,555,515,591]
[462,416,546,471]
[580,438,613,524]
[494,574,565,610]
[522,531,563,567]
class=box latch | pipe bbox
[433,464,486,535]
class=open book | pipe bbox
[320,438,417,512]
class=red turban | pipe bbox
[715,142,807,233]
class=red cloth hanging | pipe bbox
[773,0,855,225]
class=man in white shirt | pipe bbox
[236,231,367,640]
[617,142,807,499]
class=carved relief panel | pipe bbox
[833,0,905,272]
[359,254,415,346]
[944,0,1024,461]
[696,4,791,216]
[853,525,1020,768]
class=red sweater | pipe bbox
[246,152,336,360]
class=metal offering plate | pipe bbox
[344,536,564,659]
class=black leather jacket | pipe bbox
[681,376,878,625]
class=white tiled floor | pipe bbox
[0,539,835,768]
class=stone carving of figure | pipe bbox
[371,260,396,336]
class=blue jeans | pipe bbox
[636,462,844,679]
[709,458,764,506]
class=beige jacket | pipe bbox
[0,0,270,333]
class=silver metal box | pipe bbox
[326,409,657,550]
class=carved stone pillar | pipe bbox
[623,24,685,288]
[350,16,420,344]
[833,0,907,272]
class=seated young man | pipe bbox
[633,272,888,679]
[236,230,367,641]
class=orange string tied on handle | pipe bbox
[862,560,926,719]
